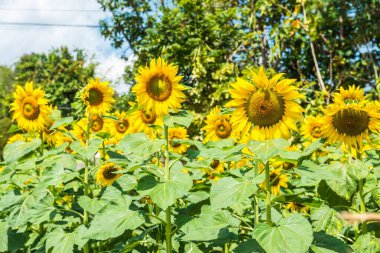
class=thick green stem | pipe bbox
[164,125,172,253]
[253,159,260,226]
[265,161,272,225]
[358,179,367,234]
[83,112,91,253]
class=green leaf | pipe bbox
[347,159,369,181]
[137,165,192,210]
[164,110,194,127]
[311,231,351,253]
[253,214,313,253]
[50,116,73,130]
[181,206,239,241]
[248,139,289,163]
[325,163,357,200]
[117,133,165,160]
[302,140,323,157]
[351,234,380,253]
[0,222,7,252]
[310,205,345,236]
[3,138,41,163]
[210,176,257,210]
[233,239,265,253]
[78,196,103,214]
[46,227,76,253]
[84,200,144,240]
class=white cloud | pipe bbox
[0,0,131,93]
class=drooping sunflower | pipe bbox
[96,162,122,187]
[169,127,189,154]
[132,58,186,116]
[108,111,135,141]
[130,108,163,138]
[226,67,304,140]
[10,81,51,133]
[81,78,115,115]
[286,202,309,214]
[333,85,366,104]
[301,115,324,142]
[260,168,288,195]
[202,106,238,142]
[322,100,380,149]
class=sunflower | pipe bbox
[10,81,51,133]
[260,168,288,195]
[322,100,380,149]
[226,67,304,140]
[7,134,26,144]
[169,127,189,154]
[72,118,88,145]
[286,202,309,214]
[108,111,135,141]
[301,115,324,142]
[130,108,163,138]
[96,162,122,187]
[90,114,107,133]
[333,85,366,104]
[81,78,115,115]
[202,106,238,142]
[132,58,186,116]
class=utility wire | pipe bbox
[0,8,102,13]
[0,21,100,28]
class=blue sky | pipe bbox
[0,0,133,93]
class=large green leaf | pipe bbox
[232,239,265,253]
[253,214,313,253]
[210,176,257,210]
[3,138,41,163]
[137,164,192,210]
[324,163,357,201]
[0,222,7,252]
[78,196,104,214]
[310,231,351,253]
[351,234,380,253]
[248,139,290,163]
[181,206,239,241]
[117,133,165,160]
[310,205,345,236]
[164,110,194,128]
[84,198,144,240]
[49,116,73,130]
[46,227,76,253]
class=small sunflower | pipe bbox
[333,85,366,104]
[108,111,135,141]
[130,108,163,138]
[81,78,115,115]
[202,106,238,142]
[72,118,88,145]
[90,114,107,133]
[260,168,288,195]
[169,127,189,154]
[96,162,122,187]
[286,202,309,214]
[322,100,380,149]
[132,58,186,116]
[301,115,324,142]
[226,67,304,140]
[10,81,51,133]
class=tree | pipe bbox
[14,47,97,116]
[98,0,380,112]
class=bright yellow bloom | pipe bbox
[286,202,309,214]
[333,85,366,104]
[130,108,163,138]
[226,67,304,140]
[202,106,238,142]
[10,81,51,133]
[260,168,288,195]
[96,162,122,187]
[108,111,135,142]
[169,127,189,154]
[132,58,186,116]
[322,100,380,150]
[7,133,26,144]
[301,115,324,142]
[81,78,115,115]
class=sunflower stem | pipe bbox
[164,125,172,253]
[83,112,91,253]
[358,179,367,234]
[39,132,44,235]
[265,161,272,225]
[253,159,260,226]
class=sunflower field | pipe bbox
[0,54,379,253]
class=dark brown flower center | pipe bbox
[332,108,369,136]
[91,116,104,132]
[87,88,103,106]
[215,118,232,138]
[141,111,157,124]
[270,172,280,186]
[146,75,172,101]
[246,89,285,127]
[311,125,322,138]
[115,119,129,133]
[22,97,40,120]
[210,159,220,169]
[103,167,118,180]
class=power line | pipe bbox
[0,21,100,28]
[0,7,102,13]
